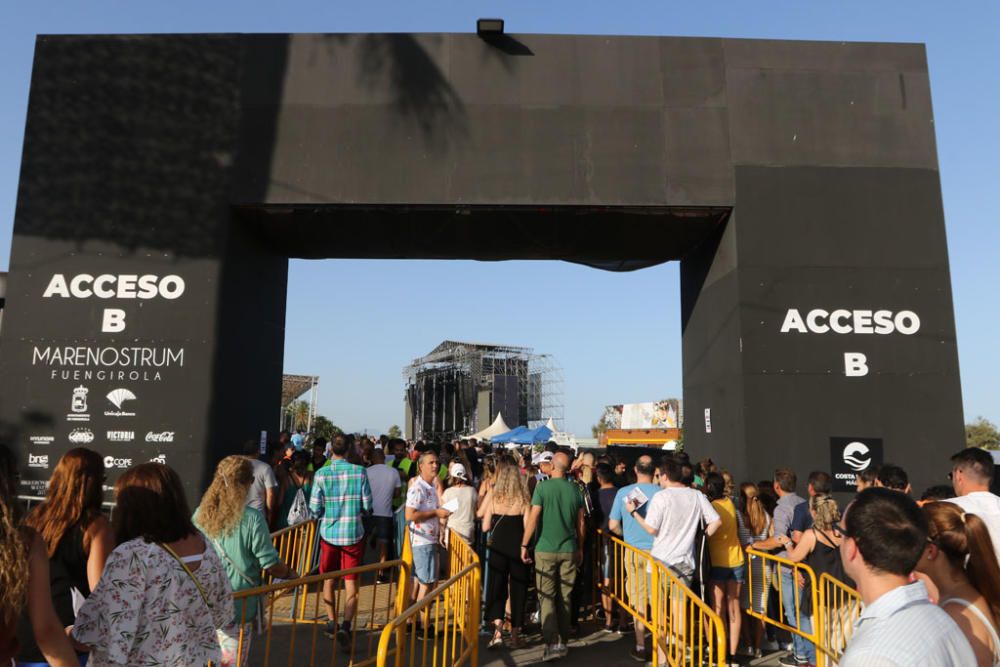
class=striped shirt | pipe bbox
[309,458,373,546]
[840,580,975,666]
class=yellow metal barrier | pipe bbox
[817,572,863,665]
[447,527,478,576]
[745,549,820,664]
[212,556,411,667]
[599,530,726,667]
[744,548,863,666]
[268,519,318,584]
[377,530,481,667]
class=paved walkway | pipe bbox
[478,620,795,667]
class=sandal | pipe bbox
[488,628,504,649]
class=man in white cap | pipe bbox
[442,462,478,544]
[530,451,554,495]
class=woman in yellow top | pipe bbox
[705,473,745,664]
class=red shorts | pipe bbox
[319,538,365,580]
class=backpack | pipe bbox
[287,487,311,525]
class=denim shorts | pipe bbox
[709,564,746,583]
[412,543,439,585]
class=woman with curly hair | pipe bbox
[194,455,298,667]
[16,448,114,666]
[480,458,532,649]
[0,443,94,667]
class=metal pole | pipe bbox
[308,377,318,433]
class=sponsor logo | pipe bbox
[28,453,49,469]
[842,442,872,472]
[105,388,137,417]
[107,430,135,443]
[149,454,167,464]
[21,479,49,494]
[830,437,884,492]
[29,435,55,446]
[67,385,90,422]
[145,431,175,443]
[103,456,132,469]
[68,428,95,444]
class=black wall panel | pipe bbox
[0,32,962,504]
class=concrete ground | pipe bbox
[478,620,796,667]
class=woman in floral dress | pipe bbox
[73,463,233,666]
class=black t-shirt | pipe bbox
[16,522,91,661]
[597,486,618,533]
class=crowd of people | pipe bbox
[3,431,1000,667]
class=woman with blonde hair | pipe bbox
[1,443,78,667]
[481,459,531,649]
[477,455,498,504]
[915,502,1000,666]
[17,448,114,665]
[780,494,844,575]
[194,456,298,667]
[737,482,771,658]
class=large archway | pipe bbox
[0,33,961,501]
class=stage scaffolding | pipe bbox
[403,340,563,441]
[281,374,319,433]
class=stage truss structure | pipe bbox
[403,340,563,441]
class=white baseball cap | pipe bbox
[450,462,468,480]
[532,452,554,465]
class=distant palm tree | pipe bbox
[285,400,311,431]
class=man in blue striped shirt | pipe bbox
[310,435,373,648]
[839,488,975,666]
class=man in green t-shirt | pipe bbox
[523,451,585,660]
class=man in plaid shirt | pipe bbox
[310,435,372,648]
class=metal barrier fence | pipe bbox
[447,527,478,576]
[599,530,726,667]
[744,549,818,651]
[817,572,863,665]
[269,519,319,584]
[376,530,481,667]
[215,556,411,667]
[745,548,861,667]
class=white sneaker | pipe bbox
[555,643,569,658]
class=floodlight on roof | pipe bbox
[477,18,504,36]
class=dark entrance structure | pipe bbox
[0,33,962,501]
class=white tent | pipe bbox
[545,417,557,431]
[467,413,511,441]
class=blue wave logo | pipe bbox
[843,442,871,472]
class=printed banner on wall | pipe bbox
[17,270,199,499]
[603,399,681,430]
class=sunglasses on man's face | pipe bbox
[830,523,853,539]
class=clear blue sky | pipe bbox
[1,1,997,436]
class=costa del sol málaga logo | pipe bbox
[842,442,872,472]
